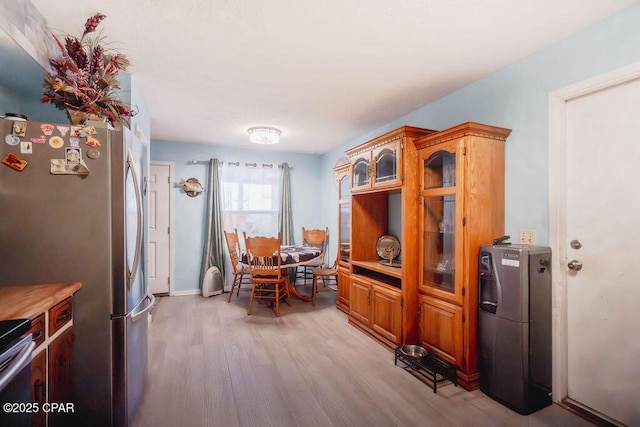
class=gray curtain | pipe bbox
[278,163,296,280]
[279,162,294,245]
[200,158,225,295]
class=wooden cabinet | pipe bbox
[35,296,75,426]
[418,295,463,364]
[336,266,351,313]
[49,297,73,336]
[27,313,46,348]
[30,350,47,427]
[348,139,404,192]
[334,161,351,313]
[0,283,80,425]
[48,327,74,402]
[415,122,510,390]
[345,126,437,348]
[348,274,402,347]
[28,296,76,427]
[349,276,371,325]
[370,284,402,344]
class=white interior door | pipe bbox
[149,163,173,295]
[562,76,640,425]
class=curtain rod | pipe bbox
[190,159,290,169]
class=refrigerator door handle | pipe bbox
[132,294,155,323]
[126,150,143,290]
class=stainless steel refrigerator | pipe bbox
[0,116,153,426]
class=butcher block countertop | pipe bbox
[0,282,82,321]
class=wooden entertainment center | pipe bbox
[335,122,510,390]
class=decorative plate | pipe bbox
[376,235,400,263]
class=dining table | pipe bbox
[241,245,322,302]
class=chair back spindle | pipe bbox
[224,228,252,302]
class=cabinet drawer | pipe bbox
[49,297,73,336]
[28,313,46,347]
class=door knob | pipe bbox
[567,260,582,271]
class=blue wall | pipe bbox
[319,4,640,259]
[155,5,640,292]
[0,80,67,123]
[151,140,323,292]
[118,74,151,142]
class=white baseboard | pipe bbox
[171,289,202,296]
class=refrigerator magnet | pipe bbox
[30,135,46,144]
[49,136,64,149]
[87,148,100,159]
[2,153,28,171]
[50,158,89,175]
[12,121,26,137]
[69,137,80,148]
[71,126,82,138]
[50,159,65,174]
[40,123,55,135]
[20,141,32,154]
[65,147,81,164]
[56,125,69,136]
[86,136,101,147]
[4,134,20,146]
[83,125,97,135]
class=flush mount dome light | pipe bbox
[248,126,281,145]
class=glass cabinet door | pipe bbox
[338,173,351,263]
[424,150,455,189]
[339,174,350,199]
[372,141,402,187]
[339,203,351,263]
[351,155,370,189]
[420,142,463,304]
[423,195,456,293]
[374,148,397,183]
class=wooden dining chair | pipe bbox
[243,232,291,316]
[224,229,252,303]
[312,252,339,306]
[296,227,328,285]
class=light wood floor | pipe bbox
[133,288,593,427]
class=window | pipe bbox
[220,164,280,239]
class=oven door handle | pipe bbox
[0,336,35,391]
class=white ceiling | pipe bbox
[30,0,638,154]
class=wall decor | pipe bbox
[179,178,204,197]
[40,13,137,127]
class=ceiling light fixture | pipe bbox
[247,126,281,145]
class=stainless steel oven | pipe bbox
[0,320,34,427]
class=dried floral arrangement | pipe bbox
[41,13,136,127]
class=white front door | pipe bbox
[149,163,173,295]
[550,65,640,426]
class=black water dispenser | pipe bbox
[478,241,552,415]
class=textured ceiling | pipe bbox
[29,0,639,153]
